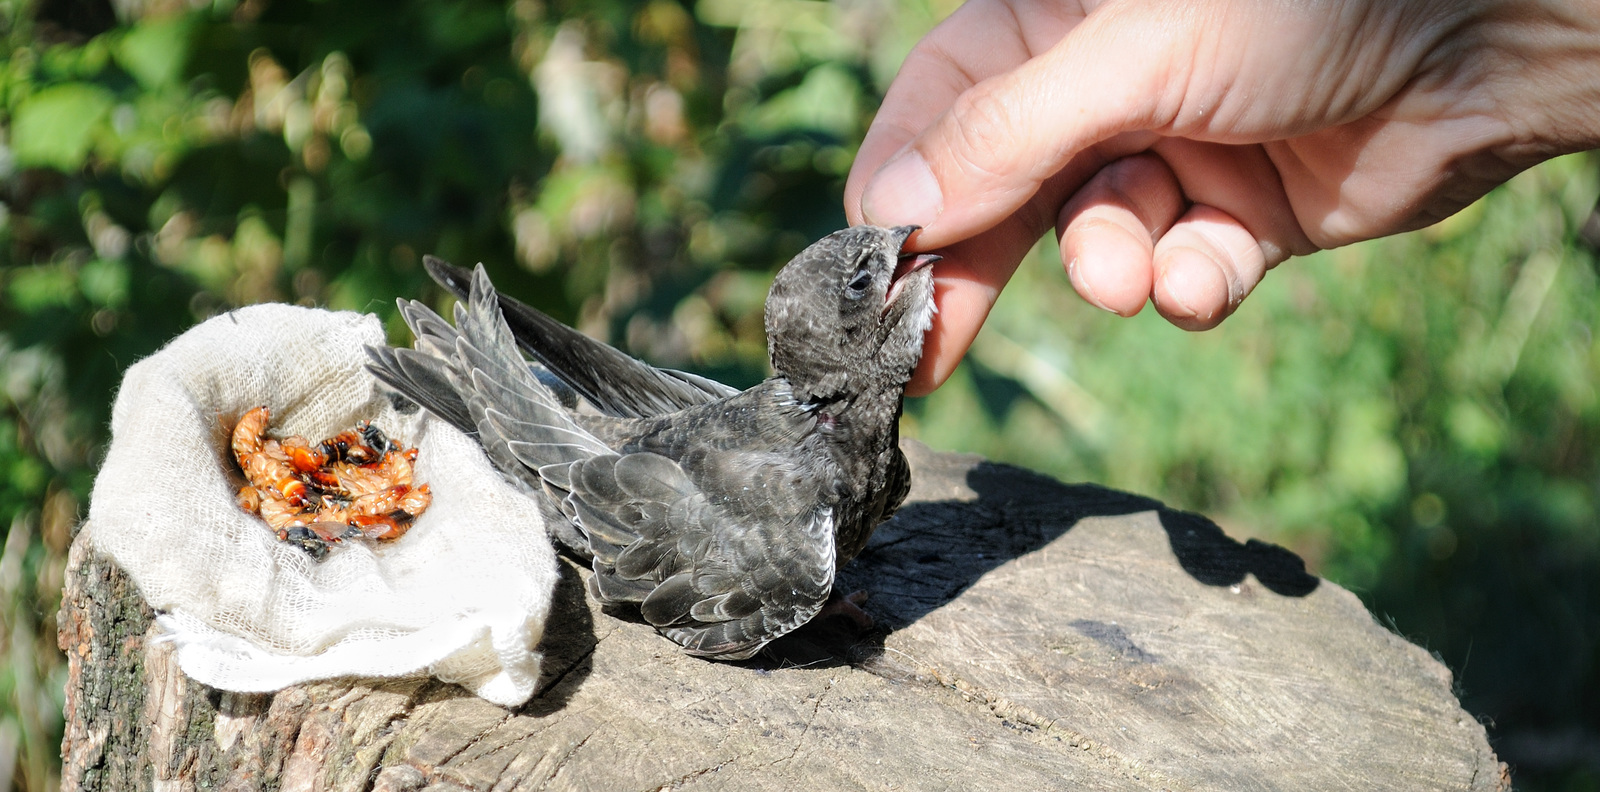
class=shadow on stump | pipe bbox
[762,458,1318,671]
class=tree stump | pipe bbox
[58,441,1508,791]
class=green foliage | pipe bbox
[1,0,1597,789]
[9,82,113,170]
[0,0,953,787]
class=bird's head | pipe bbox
[764,225,938,403]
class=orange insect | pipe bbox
[230,406,432,556]
[324,447,416,498]
[232,406,309,506]
[258,493,314,532]
[278,435,329,474]
[308,484,432,541]
[362,483,432,539]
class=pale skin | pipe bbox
[846,0,1600,395]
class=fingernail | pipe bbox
[862,150,943,227]
[1158,269,1201,320]
[1157,255,1224,323]
[1066,256,1115,314]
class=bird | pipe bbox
[364,224,938,660]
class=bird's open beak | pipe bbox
[887,253,940,309]
[885,225,940,308]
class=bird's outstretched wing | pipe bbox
[423,255,738,419]
[369,265,834,658]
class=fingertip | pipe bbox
[1150,206,1268,330]
[1056,153,1183,317]
[904,312,962,397]
[905,360,946,398]
[847,122,918,227]
[1152,249,1233,330]
[892,209,1039,395]
[1062,219,1155,317]
[844,195,865,227]
[903,260,1007,396]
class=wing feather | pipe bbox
[568,450,836,658]
[366,266,620,548]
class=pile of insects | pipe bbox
[231,406,432,558]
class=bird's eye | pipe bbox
[845,267,874,299]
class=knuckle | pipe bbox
[945,84,1024,180]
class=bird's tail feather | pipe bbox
[423,255,736,419]
[448,267,611,479]
[365,266,613,560]
[364,301,475,437]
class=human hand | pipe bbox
[847,0,1600,395]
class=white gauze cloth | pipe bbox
[86,303,558,707]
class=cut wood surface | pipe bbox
[58,441,1509,791]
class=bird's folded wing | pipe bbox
[423,255,738,419]
[374,263,831,659]
[555,449,835,661]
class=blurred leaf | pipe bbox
[7,456,46,495]
[1328,399,1405,504]
[744,63,859,137]
[78,258,128,307]
[7,265,77,311]
[1447,398,1505,458]
[114,16,193,90]
[10,82,113,170]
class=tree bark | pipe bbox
[58,441,1509,791]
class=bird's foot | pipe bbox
[816,589,874,630]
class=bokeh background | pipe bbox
[2,0,1598,789]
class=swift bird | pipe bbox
[365,225,937,659]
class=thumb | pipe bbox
[859,4,1190,249]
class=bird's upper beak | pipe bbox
[889,225,919,249]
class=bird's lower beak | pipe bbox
[886,252,940,308]
[893,253,941,282]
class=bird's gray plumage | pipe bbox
[365,225,936,659]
